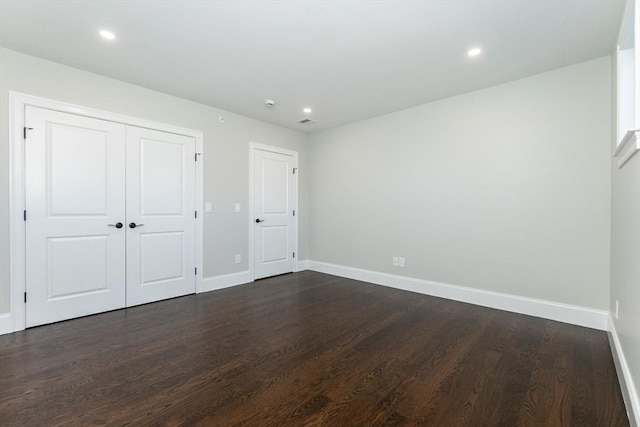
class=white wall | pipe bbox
[0,47,309,315]
[309,57,612,310]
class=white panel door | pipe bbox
[125,126,196,306]
[25,107,126,327]
[253,149,295,279]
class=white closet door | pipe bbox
[25,107,126,327]
[125,126,196,306]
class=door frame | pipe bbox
[248,142,299,281]
[7,92,204,334]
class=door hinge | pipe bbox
[23,127,33,139]
[24,292,27,303]
[195,210,198,219]
[195,152,202,162]
[293,168,297,174]
[195,267,197,275]
[23,210,27,221]
[293,252,296,259]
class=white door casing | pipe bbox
[125,126,197,306]
[25,107,127,327]
[252,145,297,280]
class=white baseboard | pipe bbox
[296,260,309,271]
[0,261,611,336]
[0,267,281,335]
[200,270,252,293]
[0,312,14,336]
[609,316,640,427]
[307,260,608,330]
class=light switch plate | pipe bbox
[234,203,241,212]
[205,202,212,213]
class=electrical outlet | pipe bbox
[392,256,399,266]
[615,300,619,320]
[398,257,405,267]
[235,254,241,264]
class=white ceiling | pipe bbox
[0,0,625,133]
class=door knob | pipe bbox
[129,222,144,229]
[255,218,265,223]
[107,222,123,229]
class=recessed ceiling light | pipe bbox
[303,108,312,114]
[467,47,482,57]
[99,30,116,40]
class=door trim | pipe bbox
[7,92,204,334]
[248,142,299,281]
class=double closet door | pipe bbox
[25,106,196,327]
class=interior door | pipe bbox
[25,107,126,327]
[125,126,196,306]
[253,148,295,279]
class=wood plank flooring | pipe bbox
[0,271,630,426]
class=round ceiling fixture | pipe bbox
[99,30,116,40]
[265,99,276,108]
[303,107,312,114]
[467,47,482,57]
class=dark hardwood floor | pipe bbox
[0,271,630,426]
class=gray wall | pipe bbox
[610,54,640,419]
[309,57,612,310]
[0,47,309,314]
[0,49,615,319]
[610,151,640,417]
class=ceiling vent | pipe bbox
[298,118,316,125]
